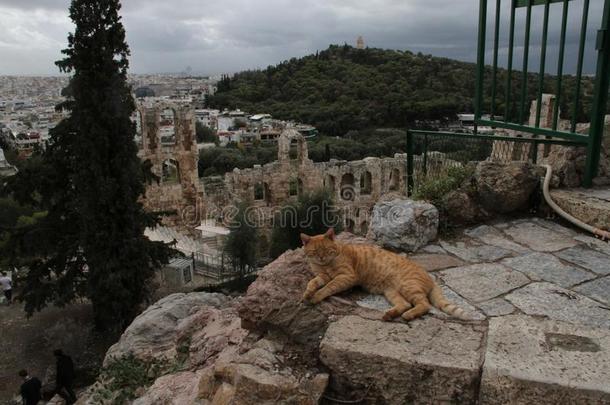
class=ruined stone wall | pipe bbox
[204,129,408,235]
[138,103,204,226]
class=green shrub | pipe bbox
[413,165,473,205]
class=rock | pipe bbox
[551,188,610,231]
[501,221,579,252]
[501,252,595,287]
[480,315,610,404]
[132,371,205,405]
[540,145,588,188]
[555,245,610,275]
[203,347,328,405]
[320,315,485,404]
[477,298,516,317]
[438,263,530,302]
[505,282,610,329]
[573,234,610,256]
[440,240,514,263]
[104,292,230,364]
[474,161,539,213]
[367,199,438,252]
[572,276,610,306]
[465,224,529,253]
[441,189,489,225]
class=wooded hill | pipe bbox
[207,45,594,136]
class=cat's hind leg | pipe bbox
[382,290,412,321]
[401,294,432,321]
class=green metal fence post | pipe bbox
[475,0,488,122]
[406,129,414,197]
[584,0,610,186]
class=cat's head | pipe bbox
[300,228,339,266]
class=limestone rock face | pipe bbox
[367,199,439,251]
[474,161,539,213]
[104,292,230,365]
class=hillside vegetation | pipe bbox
[207,45,594,136]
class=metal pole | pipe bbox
[406,130,414,197]
[475,0,488,122]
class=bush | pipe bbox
[269,189,342,258]
[413,165,473,206]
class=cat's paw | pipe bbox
[382,311,395,321]
[310,293,325,304]
[302,290,314,301]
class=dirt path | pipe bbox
[0,301,113,404]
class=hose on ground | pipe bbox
[541,164,610,241]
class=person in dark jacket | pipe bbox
[53,349,77,404]
[18,369,42,405]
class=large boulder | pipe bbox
[104,292,230,364]
[442,189,490,225]
[474,161,539,213]
[366,199,438,252]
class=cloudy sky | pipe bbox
[0,0,602,76]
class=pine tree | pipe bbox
[3,0,173,331]
[224,202,258,276]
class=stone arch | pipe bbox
[324,174,336,194]
[340,173,355,201]
[254,182,264,200]
[360,220,368,235]
[389,168,400,191]
[360,171,372,195]
[278,129,308,163]
[160,107,176,145]
[345,217,355,233]
[162,158,180,183]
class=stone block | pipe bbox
[555,245,610,275]
[501,222,578,252]
[573,276,610,306]
[440,241,513,263]
[439,263,530,302]
[320,316,485,404]
[480,315,610,404]
[501,252,595,287]
[477,298,516,317]
[505,282,610,329]
[465,225,529,253]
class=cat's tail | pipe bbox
[428,285,468,320]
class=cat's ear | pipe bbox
[325,228,335,240]
[300,233,311,245]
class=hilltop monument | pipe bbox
[356,36,365,49]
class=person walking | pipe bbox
[53,349,77,404]
[0,271,12,305]
[18,369,42,405]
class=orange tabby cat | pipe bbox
[300,228,466,321]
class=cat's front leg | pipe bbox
[310,274,357,304]
[303,275,329,301]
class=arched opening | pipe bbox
[345,218,355,233]
[254,182,264,200]
[289,139,299,160]
[297,178,304,196]
[360,221,368,235]
[389,168,400,191]
[340,173,355,201]
[360,171,372,195]
[160,108,176,145]
[289,178,298,196]
[162,159,180,183]
[264,182,272,205]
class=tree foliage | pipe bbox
[269,189,342,259]
[224,202,258,273]
[2,0,173,330]
[207,45,596,136]
[195,121,218,144]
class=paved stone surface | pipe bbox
[419,244,446,254]
[505,282,610,329]
[573,234,610,256]
[555,245,610,275]
[480,315,610,404]
[501,252,595,287]
[573,276,610,306]
[530,217,578,236]
[410,253,465,271]
[465,225,530,253]
[502,221,579,252]
[477,298,516,317]
[430,286,486,320]
[320,315,485,405]
[439,263,530,303]
[440,240,514,263]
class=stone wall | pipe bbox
[137,103,204,226]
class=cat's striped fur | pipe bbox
[301,229,466,321]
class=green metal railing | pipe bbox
[474,0,610,186]
[406,130,587,196]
